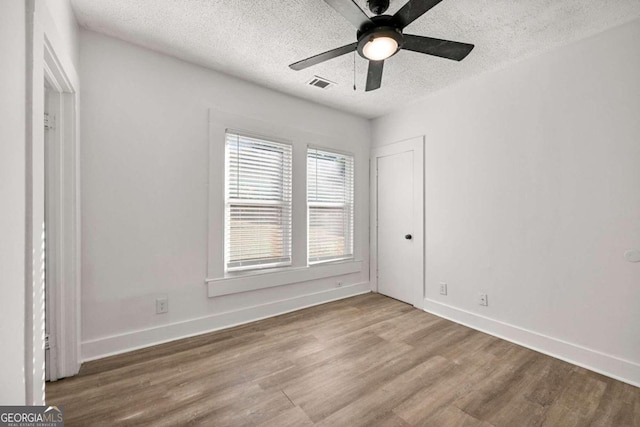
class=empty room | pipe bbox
[1,0,639,425]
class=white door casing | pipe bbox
[43,35,81,384]
[370,136,424,308]
[44,85,58,382]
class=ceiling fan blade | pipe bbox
[289,43,357,71]
[366,60,384,92]
[402,34,474,61]
[394,0,443,28]
[323,0,372,29]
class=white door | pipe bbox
[376,150,416,305]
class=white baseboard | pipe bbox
[423,298,640,388]
[82,283,371,362]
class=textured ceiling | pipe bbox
[71,0,640,118]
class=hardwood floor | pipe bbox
[47,293,640,426]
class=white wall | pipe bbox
[372,19,640,385]
[79,30,371,360]
[0,0,27,405]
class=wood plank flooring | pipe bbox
[46,293,640,426]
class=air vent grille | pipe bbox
[307,76,335,89]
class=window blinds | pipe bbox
[225,132,292,271]
[307,147,354,263]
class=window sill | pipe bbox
[226,261,292,274]
[309,256,354,266]
[205,259,363,298]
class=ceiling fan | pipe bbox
[289,0,474,91]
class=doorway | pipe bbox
[42,40,81,384]
[371,137,424,308]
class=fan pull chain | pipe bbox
[353,50,356,91]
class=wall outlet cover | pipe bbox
[439,282,447,295]
[156,297,169,314]
[478,293,488,306]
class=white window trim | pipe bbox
[207,109,363,297]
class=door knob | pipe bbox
[405,234,412,240]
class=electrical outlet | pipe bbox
[156,297,169,314]
[439,282,447,295]
[478,293,488,306]
[337,281,343,288]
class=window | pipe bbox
[307,147,354,264]
[225,132,292,271]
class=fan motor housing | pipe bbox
[359,14,401,34]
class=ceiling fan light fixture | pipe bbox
[357,26,403,61]
[362,36,398,61]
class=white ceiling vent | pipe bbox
[307,76,336,90]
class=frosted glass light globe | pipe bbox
[362,36,399,61]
